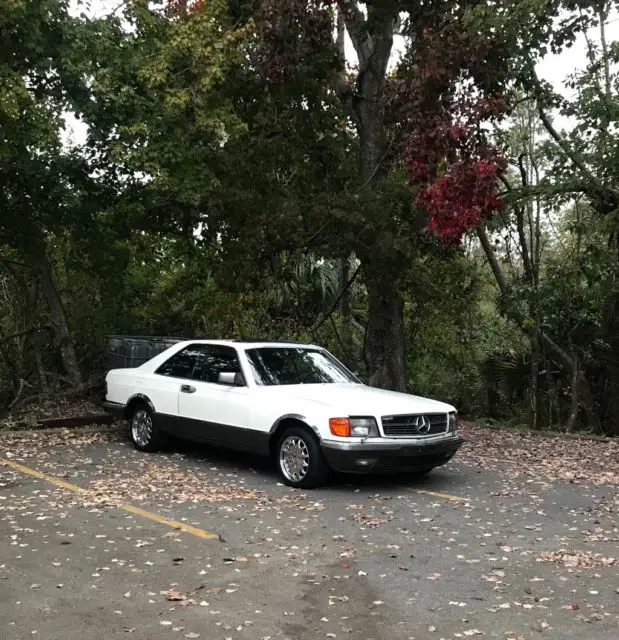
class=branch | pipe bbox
[329,314,348,355]
[354,136,395,193]
[8,378,26,410]
[499,174,513,192]
[0,255,29,269]
[311,263,361,335]
[477,224,576,374]
[333,6,355,111]
[336,0,369,62]
[516,153,534,282]
[599,4,612,101]
[0,326,48,347]
[536,107,599,184]
[500,181,595,202]
[477,225,508,292]
[525,65,619,207]
[336,6,346,62]
[304,221,331,249]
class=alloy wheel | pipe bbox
[279,435,310,482]
[132,409,153,447]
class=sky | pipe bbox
[65,0,619,146]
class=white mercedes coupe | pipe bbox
[103,340,463,488]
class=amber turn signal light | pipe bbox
[329,417,351,437]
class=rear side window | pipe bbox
[155,344,242,383]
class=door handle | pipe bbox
[180,384,196,393]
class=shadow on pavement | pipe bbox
[165,435,466,495]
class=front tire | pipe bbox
[276,427,329,489]
[130,403,165,452]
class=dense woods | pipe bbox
[1,0,618,434]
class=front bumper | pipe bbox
[321,435,464,474]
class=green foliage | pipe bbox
[2,0,619,436]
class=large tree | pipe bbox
[0,0,97,386]
[470,0,619,432]
[254,0,517,390]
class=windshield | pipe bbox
[245,347,359,386]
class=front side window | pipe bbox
[245,348,358,386]
[155,344,243,384]
[192,345,242,384]
[155,345,203,379]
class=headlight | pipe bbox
[350,417,379,437]
[328,417,379,437]
[448,412,457,432]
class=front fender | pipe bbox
[269,413,322,440]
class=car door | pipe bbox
[150,343,206,439]
[176,345,262,452]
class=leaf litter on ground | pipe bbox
[459,423,619,485]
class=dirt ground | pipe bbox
[1,424,618,640]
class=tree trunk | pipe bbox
[37,252,82,387]
[338,257,353,361]
[598,285,619,435]
[565,354,579,433]
[335,4,404,390]
[363,270,407,392]
[530,332,540,429]
[35,348,50,395]
[477,224,602,431]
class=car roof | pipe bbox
[175,339,322,350]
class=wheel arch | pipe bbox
[268,414,321,456]
[124,393,156,419]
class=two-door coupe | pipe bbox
[103,340,464,488]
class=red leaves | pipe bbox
[166,0,205,15]
[258,0,334,83]
[400,15,511,243]
[416,157,507,243]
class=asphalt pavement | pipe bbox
[1,426,617,640]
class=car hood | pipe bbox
[268,383,455,416]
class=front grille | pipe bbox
[381,413,448,437]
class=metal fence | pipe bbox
[107,335,183,370]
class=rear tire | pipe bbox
[129,403,166,452]
[276,426,329,489]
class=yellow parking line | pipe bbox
[408,487,469,503]
[120,503,218,540]
[1,459,218,540]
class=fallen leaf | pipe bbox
[538,550,616,569]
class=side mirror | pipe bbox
[218,371,246,387]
